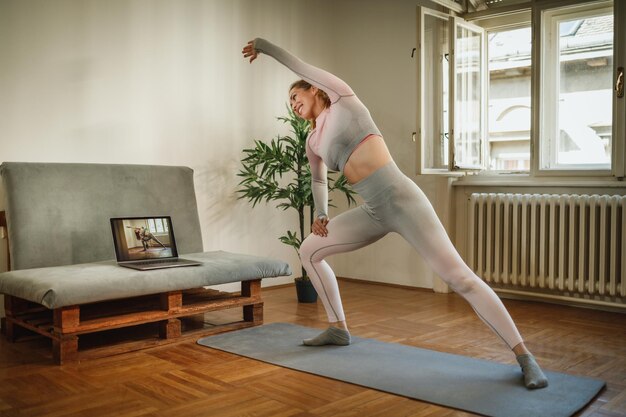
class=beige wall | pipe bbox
[326,0,452,290]
[0,0,453,319]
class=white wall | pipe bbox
[0,0,337,300]
[0,0,452,322]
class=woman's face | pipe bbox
[289,86,320,121]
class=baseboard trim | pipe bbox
[263,282,297,291]
[337,276,434,292]
[264,277,435,293]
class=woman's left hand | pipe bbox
[242,40,258,63]
[311,216,329,237]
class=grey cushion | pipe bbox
[0,251,291,308]
[1,162,204,270]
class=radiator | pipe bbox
[468,193,625,308]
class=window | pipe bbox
[419,9,450,171]
[417,9,485,172]
[416,0,623,177]
[488,26,532,171]
[453,19,485,169]
[540,5,614,170]
[147,218,169,234]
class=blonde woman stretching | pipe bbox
[242,38,548,389]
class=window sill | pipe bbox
[419,169,466,177]
[451,175,625,188]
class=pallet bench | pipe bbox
[0,163,291,364]
[1,279,264,364]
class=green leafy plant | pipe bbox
[237,107,356,279]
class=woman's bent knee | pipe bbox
[300,234,325,263]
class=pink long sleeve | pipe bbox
[253,38,354,104]
[306,139,328,219]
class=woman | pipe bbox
[242,38,548,389]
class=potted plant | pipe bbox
[237,107,356,302]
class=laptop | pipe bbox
[110,216,202,270]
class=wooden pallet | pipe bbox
[2,282,263,364]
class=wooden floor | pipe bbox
[0,279,624,417]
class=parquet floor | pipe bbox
[0,279,624,417]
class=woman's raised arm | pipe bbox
[243,38,354,104]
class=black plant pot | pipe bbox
[295,278,318,303]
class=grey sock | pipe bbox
[516,354,548,389]
[302,326,351,346]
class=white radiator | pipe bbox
[468,193,625,308]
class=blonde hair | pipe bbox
[289,80,331,128]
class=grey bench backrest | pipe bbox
[1,162,204,270]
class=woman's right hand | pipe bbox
[242,40,259,63]
[311,216,329,237]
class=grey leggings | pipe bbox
[299,161,523,349]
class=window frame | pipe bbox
[416,7,456,175]
[614,0,626,178]
[416,7,488,175]
[535,0,614,176]
[450,16,488,171]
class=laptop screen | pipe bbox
[110,216,179,262]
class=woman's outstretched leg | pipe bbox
[299,205,387,346]
[389,176,547,389]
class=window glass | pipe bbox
[155,219,165,233]
[541,7,614,170]
[454,23,483,169]
[555,14,613,167]
[488,26,531,171]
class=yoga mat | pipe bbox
[197,322,605,417]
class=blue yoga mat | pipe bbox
[197,322,605,417]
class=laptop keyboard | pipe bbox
[135,259,181,266]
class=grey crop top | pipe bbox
[253,38,382,219]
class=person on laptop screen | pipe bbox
[127,225,167,251]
